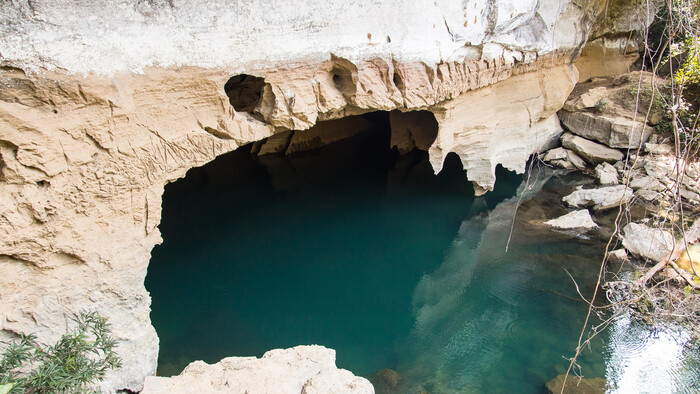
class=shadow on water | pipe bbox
[146,114,700,393]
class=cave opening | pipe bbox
[224,74,266,113]
[145,110,531,386]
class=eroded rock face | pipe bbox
[0,0,654,392]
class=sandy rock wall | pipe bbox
[0,0,652,392]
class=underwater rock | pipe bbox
[545,374,606,394]
[368,368,403,394]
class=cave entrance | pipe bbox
[224,74,266,114]
[145,110,521,379]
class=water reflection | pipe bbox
[605,314,700,393]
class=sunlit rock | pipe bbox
[562,185,633,211]
[621,223,675,263]
[142,346,373,394]
[544,209,598,232]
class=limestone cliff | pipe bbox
[0,0,652,391]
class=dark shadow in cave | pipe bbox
[224,74,266,113]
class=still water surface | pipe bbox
[146,123,700,392]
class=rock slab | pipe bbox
[563,185,633,211]
[544,209,598,231]
[561,133,624,164]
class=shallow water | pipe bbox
[146,121,700,392]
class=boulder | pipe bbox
[621,223,675,263]
[558,111,653,149]
[543,147,587,170]
[141,346,373,394]
[608,249,629,264]
[563,185,633,211]
[644,143,674,155]
[544,209,598,231]
[629,175,663,191]
[561,132,624,164]
[545,374,606,394]
[562,87,609,112]
[594,162,618,185]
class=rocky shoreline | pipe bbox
[541,71,700,283]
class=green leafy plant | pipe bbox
[593,99,608,113]
[0,311,121,393]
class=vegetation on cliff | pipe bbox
[0,312,121,393]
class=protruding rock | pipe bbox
[644,143,674,155]
[594,162,618,185]
[543,147,587,170]
[621,223,675,263]
[559,111,653,149]
[561,132,624,164]
[141,346,373,394]
[544,209,598,231]
[608,249,629,264]
[545,374,606,394]
[563,185,633,211]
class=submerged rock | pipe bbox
[621,223,675,263]
[562,185,633,211]
[368,368,403,394]
[545,374,606,394]
[141,346,373,394]
[561,132,624,164]
[544,209,598,231]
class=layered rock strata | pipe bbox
[0,0,653,391]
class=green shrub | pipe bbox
[0,311,121,393]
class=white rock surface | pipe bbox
[142,346,373,394]
[544,209,598,231]
[1,0,597,76]
[595,162,619,185]
[622,223,675,263]
[562,185,633,210]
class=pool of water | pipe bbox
[145,120,700,392]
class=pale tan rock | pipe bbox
[561,132,624,164]
[559,111,653,149]
[563,185,633,211]
[142,346,373,394]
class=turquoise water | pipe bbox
[146,117,700,392]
